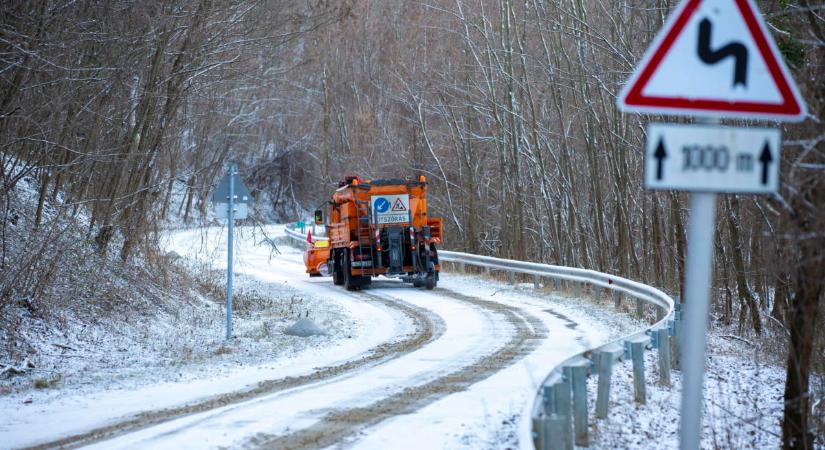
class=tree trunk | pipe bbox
[726,195,762,335]
[781,180,825,450]
[782,249,823,449]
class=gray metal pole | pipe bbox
[658,328,671,386]
[679,192,717,450]
[631,340,647,404]
[595,351,613,419]
[226,164,235,340]
[672,302,683,370]
[571,364,588,446]
[556,369,573,450]
[543,414,566,450]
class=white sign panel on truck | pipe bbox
[371,194,410,224]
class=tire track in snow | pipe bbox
[247,288,549,450]
[23,296,442,450]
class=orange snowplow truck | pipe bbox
[305,175,443,290]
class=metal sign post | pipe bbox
[211,164,252,341]
[679,186,717,450]
[226,165,234,340]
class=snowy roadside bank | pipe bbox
[589,328,793,449]
[0,226,409,449]
[425,270,799,450]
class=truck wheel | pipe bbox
[425,273,437,290]
[343,250,361,291]
[332,251,344,285]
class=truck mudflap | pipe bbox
[386,227,404,274]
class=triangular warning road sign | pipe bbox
[618,0,806,122]
[391,198,407,212]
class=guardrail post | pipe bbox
[595,349,616,419]
[509,270,516,285]
[534,274,541,289]
[592,286,602,301]
[537,385,553,450]
[636,298,644,319]
[613,290,621,309]
[556,368,573,450]
[574,283,582,298]
[533,416,544,450]
[672,301,682,370]
[630,338,648,404]
[543,414,566,450]
[484,266,491,277]
[538,383,567,450]
[458,262,465,273]
[657,328,671,386]
[553,278,560,291]
[568,358,589,447]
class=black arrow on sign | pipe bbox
[697,18,749,87]
[759,140,773,185]
[654,137,667,181]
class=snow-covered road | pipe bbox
[7,226,615,450]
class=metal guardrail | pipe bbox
[284,222,679,450]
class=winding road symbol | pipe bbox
[697,18,748,88]
[618,0,806,121]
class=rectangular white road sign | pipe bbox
[371,194,410,224]
[645,123,780,193]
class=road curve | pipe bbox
[249,287,548,450]
[75,280,537,449]
[16,226,595,450]
[22,293,441,450]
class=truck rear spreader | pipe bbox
[305,176,443,291]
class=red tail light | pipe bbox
[375,229,382,251]
[410,227,416,250]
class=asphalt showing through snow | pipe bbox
[246,288,549,449]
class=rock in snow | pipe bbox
[284,318,326,337]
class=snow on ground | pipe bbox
[1,225,633,450]
[0,226,408,448]
[2,221,804,450]
[588,331,792,450]
[380,271,799,450]
[367,273,645,450]
[79,282,516,449]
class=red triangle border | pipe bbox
[622,0,804,118]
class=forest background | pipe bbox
[1,1,822,448]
